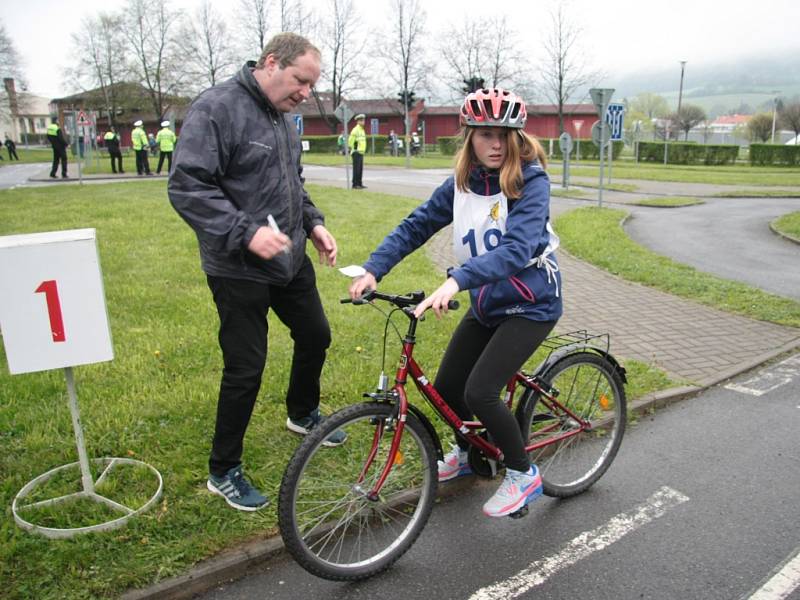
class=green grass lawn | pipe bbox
[554,206,800,327]
[631,196,704,207]
[772,211,800,239]
[0,181,675,599]
[0,147,53,164]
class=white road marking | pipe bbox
[725,354,800,397]
[746,547,800,600]
[469,486,690,600]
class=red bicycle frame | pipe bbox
[364,331,590,499]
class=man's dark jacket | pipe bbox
[168,62,324,285]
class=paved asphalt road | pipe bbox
[624,197,800,301]
[196,355,800,600]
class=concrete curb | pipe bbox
[769,219,800,246]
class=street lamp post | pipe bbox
[676,60,687,141]
[771,94,779,144]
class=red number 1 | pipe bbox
[35,280,66,342]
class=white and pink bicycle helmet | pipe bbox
[460,88,527,129]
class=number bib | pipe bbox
[452,187,508,265]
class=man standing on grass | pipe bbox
[168,32,344,512]
[348,113,367,188]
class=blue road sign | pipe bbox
[370,118,379,135]
[292,114,303,136]
[605,103,625,140]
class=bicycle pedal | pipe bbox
[508,505,529,519]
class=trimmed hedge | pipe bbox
[436,136,623,160]
[749,143,800,166]
[301,134,392,154]
[636,142,739,165]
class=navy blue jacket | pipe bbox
[363,162,562,326]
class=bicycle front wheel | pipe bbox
[278,402,437,581]
[521,352,626,498]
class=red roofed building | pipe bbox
[296,93,600,143]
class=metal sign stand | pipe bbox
[589,88,615,208]
[334,103,351,189]
[12,367,163,539]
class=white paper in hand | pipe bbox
[338,265,367,278]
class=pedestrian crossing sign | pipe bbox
[76,111,92,127]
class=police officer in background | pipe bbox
[131,119,152,175]
[156,120,177,174]
[47,117,69,179]
[103,127,124,174]
[348,113,367,189]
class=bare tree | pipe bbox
[66,13,130,129]
[747,113,774,143]
[379,0,429,163]
[182,0,238,94]
[0,20,25,122]
[438,18,484,96]
[540,2,593,134]
[672,104,706,140]
[438,16,528,100]
[123,0,185,120]
[237,0,271,59]
[276,0,317,35]
[482,17,529,91]
[779,102,800,144]
[315,0,366,132]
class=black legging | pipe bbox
[434,310,556,472]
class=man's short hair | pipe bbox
[256,32,321,69]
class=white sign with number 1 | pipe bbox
[0,228,114,374]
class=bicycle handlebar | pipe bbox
[340,289,460,312]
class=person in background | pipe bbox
[4,135,19,160]
[388,129,398,157]
[349,88,561,518]
[348,113,367,189]
[103,127,124,174]
[168,32,343,512]
[131,120,152,176]
[147,132,158,156]
[156,120,177,174]
[46,117,69,179]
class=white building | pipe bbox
[1,78,52,144]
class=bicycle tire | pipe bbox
[278,402,438,581]
[519,352,626,498]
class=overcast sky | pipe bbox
[2,0,799,99]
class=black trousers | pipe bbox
[206,256,331,476]
[109,151,123,173]
[434,311,557,472]
[156,151,172,173]
[7,147,18,160]
[50,148,67,177]
[351,151,363,186]
[135,149,151,174]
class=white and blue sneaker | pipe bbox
[287,408,347,447]
[207,466,269,512]
[438,445,472,482]
[482,464,543,517]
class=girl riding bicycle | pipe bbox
[348,88,562,518]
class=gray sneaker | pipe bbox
[207,466,269,511]
[286,408,347,447]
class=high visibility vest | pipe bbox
[156,127,176,152]
[104,131,117,142]
[131,127,147,150]
[348,123,366,153]
[47,123,60,137]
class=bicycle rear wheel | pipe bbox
[520,352,626,498]
[278,402,437,581]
